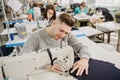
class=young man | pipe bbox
[21,13,90,77]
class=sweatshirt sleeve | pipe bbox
[67,33,91,59]
[21,33,39,54]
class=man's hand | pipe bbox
[71,58,89,76]
[45,64,63,74]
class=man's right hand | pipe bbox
[45,64,63,74]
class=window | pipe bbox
[61,0,70,5]
[95,0,120,5]
[73,0,87,3]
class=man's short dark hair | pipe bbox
[58,13,74,27]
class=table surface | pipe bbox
[0,28,17,35]
[95,21,120,32]
[0,20,48,35]
[73,14,104,21]
[71,26,103,37]
[78,37,120,69]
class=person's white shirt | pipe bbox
[33,7,41,21]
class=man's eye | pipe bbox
[64,32,68,34]
[60,30,68,34]
[60,30,64,32]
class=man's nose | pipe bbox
[61,32,66,38]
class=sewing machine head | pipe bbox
[45,46,74,76]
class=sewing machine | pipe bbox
[1,46,76,80]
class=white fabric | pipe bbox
[97,43,116,52]
[28,69,76,80]
[7,0,23,12]
[33,7,41,21]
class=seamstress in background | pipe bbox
[74,3,80,15]
[74,2,89,15]
[26,2,34,21]
[79,2,89,14]
[32,4,56,32]
[43,4,56,25]
[26,2,41,21]
[54,3,61,11]
[21,13,90,78]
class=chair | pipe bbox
[0,47,3,56]
[0,45,14,57]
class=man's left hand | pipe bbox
[71,58,89,76]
